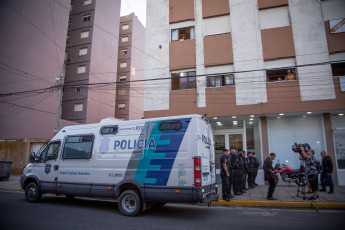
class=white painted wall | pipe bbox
[259,6,290,30]
[322,0,345,21]
[195,0,206,108]
[264,58,296,69]
[330,52,345,62]
[203,15,231,36]
[230,0,267,105]
[144,0,170,112]
[205,65,235,75]
[289,0,336,101]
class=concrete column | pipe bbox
[260,116,269,160]
[323,113,338,185]
[195,0,206,108]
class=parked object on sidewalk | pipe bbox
[0,161,13,180]
[274,160,306,186]
[20,114,219,216]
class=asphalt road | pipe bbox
[0,190,344,230]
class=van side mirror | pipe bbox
[29,152,39,163]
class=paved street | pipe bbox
[0,190,344,230]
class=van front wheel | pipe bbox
[25,182,42,203]
[118,190,141,216]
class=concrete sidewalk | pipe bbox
[1,175,345,209]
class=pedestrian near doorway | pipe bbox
[320,151,334,194]
[229,147,241,195]
[263,153,278,200]
[247,152,255,189]
[252,152,259,186]
[220,149,231,201]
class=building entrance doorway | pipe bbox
[213,129,244,179]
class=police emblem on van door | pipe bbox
[99,137,110,153]
[45,164,51,174]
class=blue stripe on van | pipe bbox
[134,118,191,186]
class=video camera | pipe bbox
[292,143,311,159]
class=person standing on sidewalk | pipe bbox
[302,148,319,201]
[247,152,255,189]
[320,151,334,194]
[220,149,231,201]
[241,150,249,191]
[252,152,259,187]
[263,153,277,200]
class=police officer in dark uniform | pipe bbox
[241,150,249,191]
[252,152,259,187]
[237,149,245,194]
[230,147,241,195]
[220,149,231,201]
[247,152,255,189]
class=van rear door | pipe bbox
[199,117,215,187]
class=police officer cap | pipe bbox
[230,147,236,150]
[238,148,243,152]
[247,152,252,155]
[223,149,229,152]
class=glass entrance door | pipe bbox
[229,134,243,150]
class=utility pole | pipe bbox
[54,64,65,133]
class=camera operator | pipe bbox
[301,147,319,201]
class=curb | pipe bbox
[0,187,22,192]
[213,200,345,209]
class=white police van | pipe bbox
[21,114,218,216]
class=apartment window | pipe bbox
[120,62,127,68]
[118,89,126,95]
[74,103,83,112]
[84,0,92,6]
[121,36,129,42]
[122,24,129,30]
[171,27,194,42]
[121,48,128,55]
[83,13,91,22]
[79,47,88,56]
[331,62,345,76]
[64,52,68,61]
[76,87,82,93]
[68,19,71,27]
[266,68,296,82]
[70,2,73,11]
[66,34,70,44]
[81,30,89,38]
[207,74,234,87]
[119,76,127,81]
[171,71,196,90]
[118,103,125,110]
[77,65,86,73]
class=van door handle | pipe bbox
[54,165,59,170]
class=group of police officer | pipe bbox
[220,147,260,201]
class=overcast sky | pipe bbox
[120,0,147,27]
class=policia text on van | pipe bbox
[21,115,219,216]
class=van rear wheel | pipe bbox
[118,190,141,216]
[25,182,42,203]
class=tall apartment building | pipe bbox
[115,13,146,121]
[62,0,121,124]
[0,0,75,173]
[144,0,345,185]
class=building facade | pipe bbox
[115,13,146,121]
[0,0,76,173]
[144,0,345,184]
[62,0,121,124]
